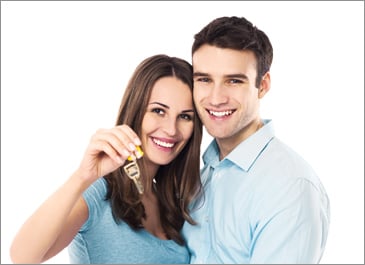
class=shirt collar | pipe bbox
[203,119,275,171]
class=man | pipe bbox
[182,16,330,264]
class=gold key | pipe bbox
[123,161,144,194]
[124,146,144,194]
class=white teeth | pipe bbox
[153,138,174,148]
[209,110,233,117]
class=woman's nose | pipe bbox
[162,117,177,136]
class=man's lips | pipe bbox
[207,109,235,117]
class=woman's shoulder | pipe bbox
[84,177,108,201]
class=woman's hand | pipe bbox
[76,125,142,183]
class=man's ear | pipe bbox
[258,72,271,99]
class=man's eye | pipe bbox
[228,79,244,84]
[195,77,210,83]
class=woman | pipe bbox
[10,54,203,263]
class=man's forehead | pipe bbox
[192,45,257,73]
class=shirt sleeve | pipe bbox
[249,178,330,264]
[79,178,108,232]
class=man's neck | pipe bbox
[217,119,263,160]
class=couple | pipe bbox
[10,16,330,264]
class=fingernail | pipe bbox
[135,146,144,159]
[134,138,141,146]
[128,143,136,151]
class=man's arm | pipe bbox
[249,178,330,263]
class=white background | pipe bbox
[1,1,364,264]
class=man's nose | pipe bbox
[208,84,228,106]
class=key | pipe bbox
[123,160,144,194]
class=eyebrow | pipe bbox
[149,102,194,113]
[193,72,249,80]
[193,72,208,78]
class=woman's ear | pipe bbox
[258,72,271,99]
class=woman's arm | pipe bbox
[10,125,141,263]
[10,171,90,263]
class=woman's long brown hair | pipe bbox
[104,54,202,245]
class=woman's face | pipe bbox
[141,76,195,169]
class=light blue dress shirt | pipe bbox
[182,119,330,264]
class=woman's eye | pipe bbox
[179,113,193,121]
[151,108,165,115]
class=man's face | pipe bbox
[192,44,268,151]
